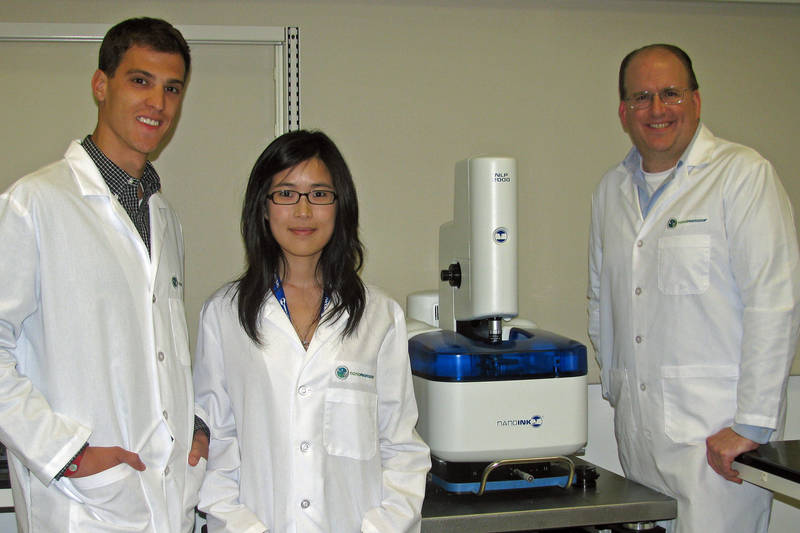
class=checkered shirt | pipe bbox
[81,135,161,256]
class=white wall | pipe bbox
[1,0,798,379]
[0,0,798,530]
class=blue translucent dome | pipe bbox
[409,328,587,382]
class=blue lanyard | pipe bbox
[272,277,330,321]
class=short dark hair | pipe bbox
[99,17,191,77]
[236,130,366,345]
[619,44,698,100]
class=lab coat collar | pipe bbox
[617,123,709,217]
[262,289,348,353]
[64,140,112,198]
[148,193,169,275]
[621,123,709,180]
[682,123,715,170]
[64,139,164,270]
[617,149,640,214]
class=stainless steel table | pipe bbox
[734,440,800,501]
[421,458,676,532]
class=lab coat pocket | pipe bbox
[323,388,378,460]
[661,364,738,443]
[65,463,149,528]
[169,297,192,365]
[658,234,711,295]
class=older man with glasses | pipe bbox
[588,43,800,533]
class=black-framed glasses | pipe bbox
[625,87,692,110]
[267,189,338,205]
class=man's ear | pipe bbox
[91,69,108,104]
[618,101,629,134]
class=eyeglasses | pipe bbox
[267,189,338,205]
[624,87,692,110]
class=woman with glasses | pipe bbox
[193,130,430,532]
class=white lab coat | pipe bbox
[0,141,205,532]
[588,125,800,533]
[194,284,431,533]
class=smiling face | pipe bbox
[267,157,337,270]
[619,47,701,172]
[91,45,186,177]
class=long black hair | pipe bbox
[234,130,366,345]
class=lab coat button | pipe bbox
[635,287,642,295]
[298,385,308,396]
[300,441,311,452]
[300,499,311,509]
[635,335,642,344]
[152,294,157,303]
[640,383,646,391]
[157,351,165,361]
[637,240,643,247]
